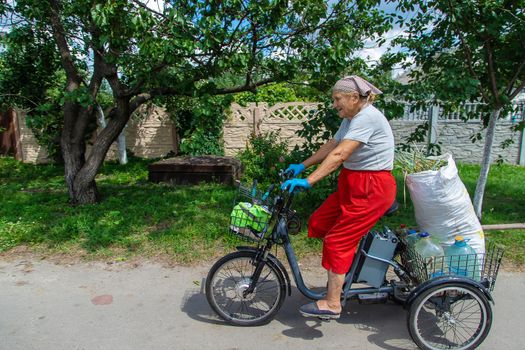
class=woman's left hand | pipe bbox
[281,178,311,193]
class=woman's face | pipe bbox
[332,91,360,119]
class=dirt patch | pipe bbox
[0,244,227,271]
[500,260,525,273]
[1,244,521,274]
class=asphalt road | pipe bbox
[1,258,523,350]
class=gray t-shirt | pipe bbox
[334,105,394,170]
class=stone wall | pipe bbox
[14,109,50,164]
[223,103,524,165]
[14,105,176,164]
[14,102,524,165]
[104,105,177,160]
[390,120,521,164]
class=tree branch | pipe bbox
[48,0,82,87]
[446,0,490,103]
[129,93,153,114]
[87,36,105,99]
[129,76,276,115]
[0,94,39,107]
[506,56,525,96]
[484,37,501,106]
[213,77,275,95]
[244,18,259,90]
[510,79,525,101]
[130,0,167,19]
[256,1,343,51]
[123,63,168,97]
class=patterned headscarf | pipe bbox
[332,75,383,96]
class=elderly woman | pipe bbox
[281,75,396,319]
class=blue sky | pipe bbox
[356,1,415,74]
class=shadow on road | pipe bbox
[179,281,416,350]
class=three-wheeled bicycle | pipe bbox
[205,173,504,350]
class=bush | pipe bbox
[166,94,231,156]
[179,128,224,156]
[237,131,289,185]
[236,128,337,219]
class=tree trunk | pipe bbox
[473,108,501,221]
[62,102,130,205]
[61,135,99,204]
[61,103,99,204]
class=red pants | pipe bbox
[308,168,396,274]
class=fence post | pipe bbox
[519,106,525,166]
[427,104,439,152]
[251,102,264,135]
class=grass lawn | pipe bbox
[0,156,524,268]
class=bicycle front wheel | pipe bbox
[205,251,286,326]
[408,283,492,350]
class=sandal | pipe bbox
[299,302,341,320]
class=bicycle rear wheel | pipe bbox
[205,250,286,326]
[408,283,492,350]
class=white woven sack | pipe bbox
[406,153,485,254]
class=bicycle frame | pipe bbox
[247,187,410,304]
[280,221,403,302]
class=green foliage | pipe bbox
[1,156,523,265]
[166,94,233,156]
[0,156,235,261]
[237,131,289,185]
[3,0,397,203]
[0,24,64,160]
[389,0,525,113]
[0,25,60,111]
[387,0,525,216]
[234,83,304,106]
[179,128,224,156]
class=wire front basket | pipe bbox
[401,242,504,291]
[228,182,276,243]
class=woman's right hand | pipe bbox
[285,163,305,177]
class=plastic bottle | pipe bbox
[405,229,419,246]
[444,236,479,280]
[414,232,446,277]
[397,224,408,238]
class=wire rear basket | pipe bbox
[228,182,275,243]
[401,242,504,291]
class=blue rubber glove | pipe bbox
[285,163,306,177]
[281,178,312,193]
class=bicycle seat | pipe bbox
[383,201,399,217]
